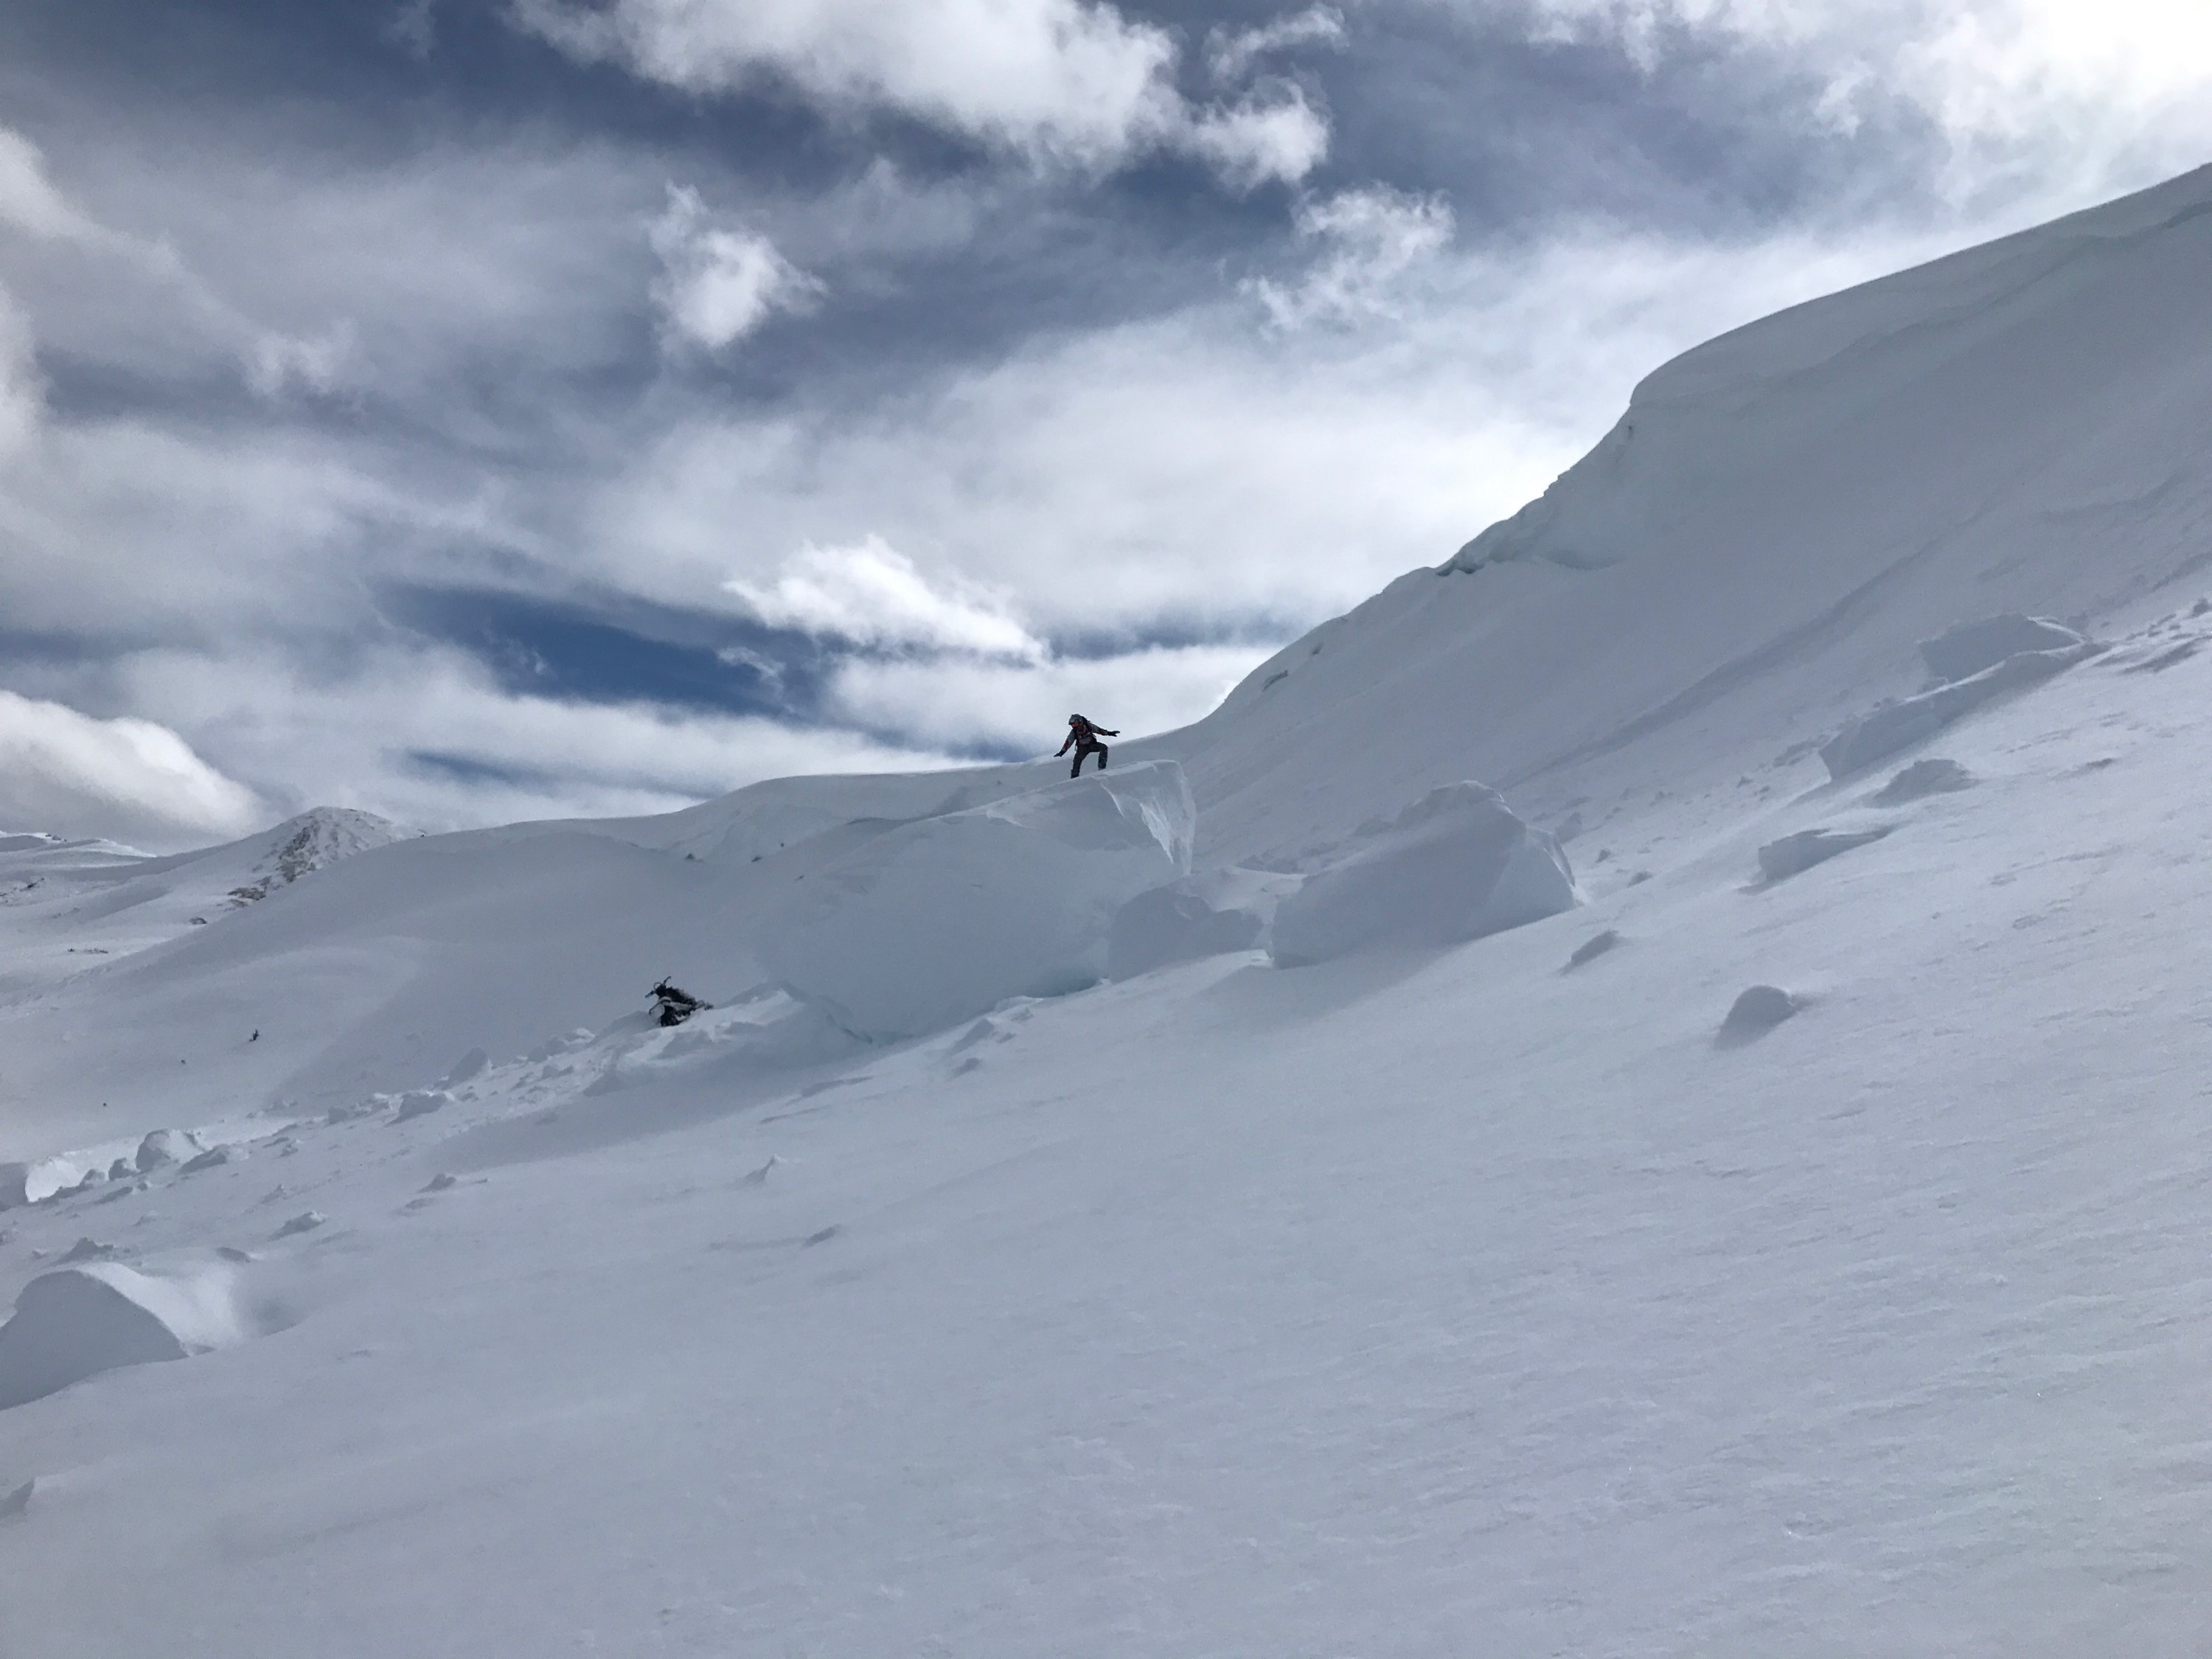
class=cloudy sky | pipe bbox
[1,0,2207,847]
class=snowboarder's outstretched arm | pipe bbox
[1055,731,1075,756]
[1099,728,1119,737]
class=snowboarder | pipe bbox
[1057,714,1117,778]
[650,978,711,1028]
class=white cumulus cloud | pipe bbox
[513,0,1329,188]
[1206,5,1348,83]
[1189,86,1334,194]
[725,536,1044,658]
[650,185,821,353]
[1248,186,1456,328]
[1512,0,2212,208]
[0,690,265,849]
[0,127,101,244]
[0,282,42,455]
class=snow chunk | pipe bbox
[1717,984,1800,1047]
[1921,615,2085,684]
[392,1090,449,1123]
[1271,783,1579,968]
[135,1130,198,1172]
[1106,882,1266,981]
[0,1260,246,1411]
[1873,757,1975,804]
[1564,929,1623,970]
[756,762,1195,1039]
[1821,642,2100,779]
[441,1048,488,1087]
[2,1151,133,1208]
[1756,825,1893,882]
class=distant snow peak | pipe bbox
[226,807,406,908]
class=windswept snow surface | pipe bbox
[8,168,2212,1655]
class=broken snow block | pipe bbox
[758,761,1195,1039]
[1564,929,1623,970]
[392,1090,449,1123]
[1717,984,1800,1047]
[1106,883,1265,981]
[1272,782,1579,967]
[1820,642,2098,779]
[1873,758,1975,804]
[1756,826,1893,883]
[1921,614,2084,684]
[442,1048,488,1087]
[135,1130,198,1173]
[0,1261,246,1411]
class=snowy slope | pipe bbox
[0,808,406,995]
[1157,162,2212,865]
[7,169,2212,1656]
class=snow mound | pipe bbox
[1756,825,1893,882]
[1821,641,2101,779]
[1270,783,1579,968]
[1921,615,2086,684]
[1873,757,1975,804]
[756,762,1195,1039]
[0,1260,247,1411]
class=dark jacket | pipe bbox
[1056,717,1117,755]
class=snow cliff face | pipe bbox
[755,763,1197,1038]
[1170,164,2212,863]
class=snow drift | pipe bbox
[0,1259,248,1410]
[1270,782,1579,967]
[756,762,1196,1037]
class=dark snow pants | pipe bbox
[1071,741,1108,777]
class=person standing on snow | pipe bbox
[1056,714,1117,778]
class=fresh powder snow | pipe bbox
[6,165,2212,1655]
